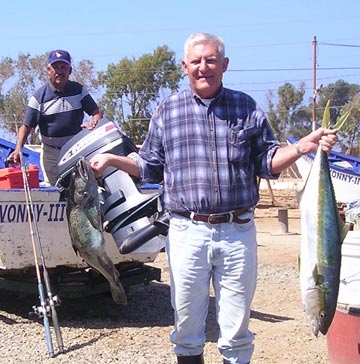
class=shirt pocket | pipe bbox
[228,127,256,164]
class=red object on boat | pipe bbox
[0,166,39,188]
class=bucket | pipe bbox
[327,231,360,364]
[327,304,360,364]
[338,231,360,306]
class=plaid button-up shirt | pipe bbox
[129,86,280,214]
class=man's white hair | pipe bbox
[184,32,225,59]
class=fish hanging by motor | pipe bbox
[298,100,351,336]
[66,156,127,304]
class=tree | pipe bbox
[98,45,183,144]
[266,90,280,138]
[1,53,41,142]
[266,82,306,141]
[338,93,360,155]
[0,57,14,91]
[267,80,359,155]
[0,57,15,132]
[316,80,360,124]
[72,59,99,94]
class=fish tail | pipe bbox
[110,280,127,304]
[108,265,127,304]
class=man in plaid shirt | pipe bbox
[90,33,337,364]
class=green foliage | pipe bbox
[316,80,360,124]
[72,59,99,94]
[267,80,360,155]
[337,94,360,155]
[0,53,40,140]
[98,45,183,144]
[266,82,306,141]
[266,91,280,138]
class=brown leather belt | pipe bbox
[174,208,252,225]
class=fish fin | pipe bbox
[312,265,318,283]
[337,215,350,244]
[334,107,352,130]
[312,264,324,287]
[321,99,351,130]
[321,100,331,128]
[70,244,81,257]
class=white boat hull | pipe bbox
[0,188,164,271]
[287,137,360,204]
[295,153,360,204]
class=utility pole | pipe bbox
[312,35,317,131]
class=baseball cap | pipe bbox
[48,50,71,65]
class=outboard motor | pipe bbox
[57,117,168,254]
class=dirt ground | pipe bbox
[0,183,332,364]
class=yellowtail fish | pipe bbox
[298,100,351,335]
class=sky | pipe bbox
[0,0,359,122]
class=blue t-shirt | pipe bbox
[23,80,99,148]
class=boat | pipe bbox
[0,118,168,297]
[287,136,360,204]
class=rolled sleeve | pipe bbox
[128,151,164,184]
[266,146,281,179]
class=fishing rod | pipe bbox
[17,154,55,356]
[10,135,64,356]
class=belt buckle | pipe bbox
[207,213,230,224]
[207,213,219,224]
[210,211,236,224]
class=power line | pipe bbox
[227,67,360,72]
[319,42,360,48]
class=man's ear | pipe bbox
[181,60,188,75]
[69,66,73,75]
[223,57,229,72]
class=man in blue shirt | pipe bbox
[10,49,102,185]
[90,33,337,364]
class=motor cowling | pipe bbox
[57,117,168,254]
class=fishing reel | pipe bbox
[30,295,62,319]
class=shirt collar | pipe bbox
[48,80,69,93]
[192,84,224,106]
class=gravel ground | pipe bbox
[0,188,331,364]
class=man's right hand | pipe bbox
[7,150,21,165]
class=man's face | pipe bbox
[182,42,229,99]
[47,61,72,91]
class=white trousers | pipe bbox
[166,211,257,364]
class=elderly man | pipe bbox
[89,33,337,364]
[9,49,102,186]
